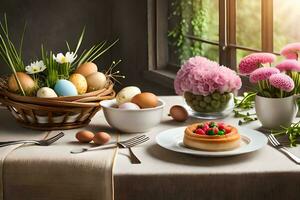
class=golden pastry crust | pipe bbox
[183,123,240,151]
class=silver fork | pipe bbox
[0,132,65,147]
[117,137,150,164]
[268,134,300,164]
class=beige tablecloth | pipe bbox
[2,97,300,200]
[0,109,118,200]
[114,96,300,200]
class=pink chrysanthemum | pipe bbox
[174,56,242,96]
[249,67,280,83]
[269,73,294,92]
[280,43,300,60]
[238,53,276,75]
[275,59,300,72]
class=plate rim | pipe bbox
[155,126,268,157]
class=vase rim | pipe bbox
[256,94,294,100]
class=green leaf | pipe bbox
[19,22,27,58]
[74,27,85,54]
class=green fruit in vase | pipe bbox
[184,91,232,113]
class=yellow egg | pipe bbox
[8,72,36,95]
[75,62,98,77]
[69,73,88,95]
[86,72,107,92]
[131,92,158,108]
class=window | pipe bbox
[148,0,300,79]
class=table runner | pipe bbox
[0,109,118,200]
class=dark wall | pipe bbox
[0,0,174,94]
[0,0,146,79]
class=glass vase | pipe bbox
[184,91,234,119]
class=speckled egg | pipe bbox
[54,79,78,96]
[116,86,141,105]
[69,73,87,95]
[119,102,140,110]
[37,87,58,98]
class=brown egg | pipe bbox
[169,105,188,122]
[8,72,36,95]
[75,130,94,143]
[131,92,158,108]
[93,132,111,145]
[75,62,98,77]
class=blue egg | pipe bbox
[54,79,78,96]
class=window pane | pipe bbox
[168,0,219,65]
[274,0,300,53]
[200,42,219,61]
[236,0,261,50]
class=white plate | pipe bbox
[156,126,268,157]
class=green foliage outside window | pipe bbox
[168,0,297,67]
[168,0,218,64]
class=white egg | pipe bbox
[116,86,141,105]
[37,87,58,98]
[118,102,140,110]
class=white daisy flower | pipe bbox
[53,52,77,64]
[25,60,47,74]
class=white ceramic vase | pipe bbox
[255,95,298,129]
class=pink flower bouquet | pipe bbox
[174,56,242,113]
[238,50,300,98]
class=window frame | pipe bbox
[146,0,278,87]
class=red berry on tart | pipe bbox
[183,121,240,151]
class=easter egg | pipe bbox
[75,62,98,77]
[76,130,94,143]
[54,79,78,96]
[8,72,36,95]
[119,102,140,110]
[37,87,58,98]
[116,86,141,105]
[169,105,188,122]
[93,132,111,145]
[69,73,87,95]
[131,92,158,108]
[86,72,107,92]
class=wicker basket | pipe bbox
[0,78,115,130]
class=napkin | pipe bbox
[0,109,47,200]
[1,111,118,200]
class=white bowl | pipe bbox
[100,99,165,133]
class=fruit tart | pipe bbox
[183,121,240,151]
